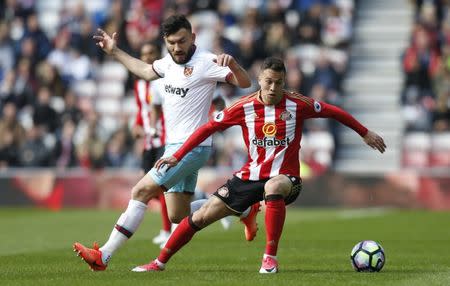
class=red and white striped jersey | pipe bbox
[134,79,165,150]
[173,90,368,181]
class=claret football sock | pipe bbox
[158,215,200,263]
[100,200,147,262]
[159,194,171,232]
[264,195,286,256]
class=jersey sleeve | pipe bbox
[301,99,368,137]
[152,56,168,78]
[203,53,232,82]
[172,104,242,160]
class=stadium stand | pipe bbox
[400,0,450,170]
[1,0,356,175]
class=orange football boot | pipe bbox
[73,242,107,271]
[240,202,261,241]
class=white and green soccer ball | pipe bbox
[350,240,385,272]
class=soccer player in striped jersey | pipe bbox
[73,15,258,271]
[137,57,386,273]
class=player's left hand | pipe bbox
[363,130,386,153]
[214,53,236,67]
[155,156,179,170]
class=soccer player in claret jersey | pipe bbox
[73,14,260,271]
[138,57,387,273]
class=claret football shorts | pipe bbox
[149,143,212,193]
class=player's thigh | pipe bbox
[131,172,164,202]
[149,144,211,191]
[191,196,235,228]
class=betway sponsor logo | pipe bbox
[164,84,189,97]
[252,136,290,148]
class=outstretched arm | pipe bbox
[93,29,159,81]
[319,103,386,153]
[215,54,251,88]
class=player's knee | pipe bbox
[264,178,284,196]
[131,184,158,203]
[191,209,210,228]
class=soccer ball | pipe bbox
[350,240,385,272]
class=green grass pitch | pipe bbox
[0,208,449,286]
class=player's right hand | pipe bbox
[214,53,236,68]
[93,28,117,55]
[363,130,386,153]
[155,156,179,170]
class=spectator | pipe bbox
[60,89,82,124]
[55,118,78,168]
[13,57,35,108]
[104,128,130,167]
[295,3,322,45]
[35,61,66,98]
[32,85,59,133]
[22,12,51,61]
[0,21,14,79]
[19,125,54,167]
[0,102,25,167]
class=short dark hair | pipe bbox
[261,57,286,74]
[161,14,192,37]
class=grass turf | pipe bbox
[0,208,449,286]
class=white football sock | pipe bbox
[171,223,178,233]
[263,253,277,260]
[155,259,166,269]
[100,199,147,264]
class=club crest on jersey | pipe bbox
[262,122,277,137]
[214,111,224,122]
[217,186,229,198]
[184,65,193,77]
[314,101,322,113]
[280,111,292,121]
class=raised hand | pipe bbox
[154,156,179,170]
[93,28,118,55]
[213,53,237,68]
[363,130,386,153]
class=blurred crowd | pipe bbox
[402,0,450,132]
[0,0,354,175]
[401,0,450,169]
